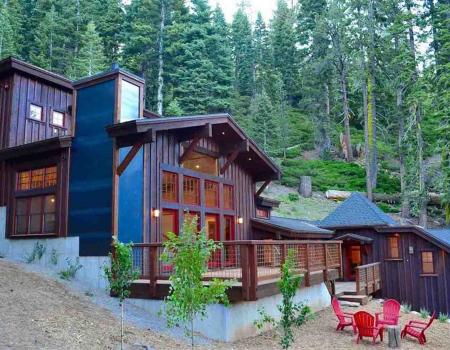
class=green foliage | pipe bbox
[438,312,449,323]
[58,257,83,280]
[161,216,231,347]
[254,249,311,349]
[401,302,411,314]
[419,308,430,319]
[24,242,46,263]
[104,238,140,303]
[50,248,58,266]
[280,159,400,194]
[287,193,299,202]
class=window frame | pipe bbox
[11,165,59,237]
[183,175,200,206]
[181,149,219,176]
[204,180,219,208]
[50,109,66,128]
[387,234,401,259]
[162,171,178,203]
[28,102,44,122]
[421,251,435,275]
[256,207,270,219]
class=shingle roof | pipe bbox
[253,216,333,235]
[424,228,450,248]
[319,192,397,228]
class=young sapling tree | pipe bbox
[104,237,140,350]
[161,216,231,348]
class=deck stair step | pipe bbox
[337,293,370,305]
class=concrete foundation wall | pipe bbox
[0,206,109,290]
[129,282,331,342]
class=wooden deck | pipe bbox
[129,240,343,302]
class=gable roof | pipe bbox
[320,192,397,228]
[106,114,281,181]
[251,216,334,239]
[424,228,450,248]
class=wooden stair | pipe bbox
[336,292,371,306]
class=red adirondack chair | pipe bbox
[375,299,401,326]
[354,311,384,344]
[401,312,436,345]
[331,297,356,334]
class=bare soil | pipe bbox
[1,258,449,349]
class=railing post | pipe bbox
[365,266,369,295]
[355,267,360,294]
[240,243,250,301]
[248,243,258,301]
[281,243,287,265]
[323,244,328,282]
[149,245,158,298]
[305,244,311,287]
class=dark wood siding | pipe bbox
[2,72,72,150]
[336,227,450,314]
[146,133,256,243]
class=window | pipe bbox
[224,216,235,241]
[15,195,56,235]
[29,104,43,121]
[223,184,234,210]
[183,176,200,205]
[162,209,178,241]
[205,214,220,241]
[162,171,178,202]
[181,151,218,176]
[17,166,57,191]
[120,80,141,122]
[387,235,400,259]
[205,181,219,208]
[13,166,58,236]
[51,111,65,127]
[421,252,434,274]
[256,207,270,219]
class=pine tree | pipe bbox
[270,0,298,102]
[69,21,106,79]
[0,3,16,59]
[231,8,254,97]
[250,89,278,152]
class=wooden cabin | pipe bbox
[319,193,450,314]
[0,58,343,302]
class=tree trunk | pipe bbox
[367,0,378,190]
[299,176,312,198]
[157,0,166,116]
[322,83,332,155]
[397,86,410,219]
[362,74,373,201]
[340,70,353,161]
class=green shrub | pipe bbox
[287,193,299,202]
[401,302,411,314]
[24,242,46,263]
[419,308,430,319]
[58,257,83,280]
[438,312,449,323]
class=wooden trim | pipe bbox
[179,136,201,163]
[255,180,271,197]
[117,142,144,176]
[220,139,249,175]
[0,136,72,161]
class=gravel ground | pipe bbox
[1,258,449,350]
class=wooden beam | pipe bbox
[220,139,249,174]
[117,141,143,176]
[177,123,212,142]
[255,180,271,197]
[178,124,212,163]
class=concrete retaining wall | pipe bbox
[0,206,109,290]
[129,282,331,342]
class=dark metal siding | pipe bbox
[68,80,115,256]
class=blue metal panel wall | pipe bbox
[68,80,115,256]
[118,146,143,243]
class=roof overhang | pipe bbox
[376,225,450,253]
[106,114,281,181]
[256,196,281,208]
[251,217,334,239]
[334,233,373,244]
[0,57,73,90]
[0,136,72,161]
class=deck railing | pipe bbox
[130,240,342,301]
[355,262,381,295]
